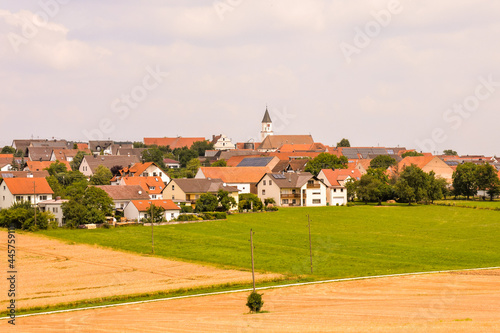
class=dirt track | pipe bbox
[13,269,500,332]
[0,231,279,309]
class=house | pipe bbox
[211,134,236,150]
[0,178,54,210]
[119,176,165,199]
[50,149,91,163]
[25,160,72,172]
[163,158,181,169]
[317,169,351,206]
[29,140,69,149]
[119,162,170,183]
[163,178,239,207]
[0,163,11,171]
[0,171,50,179]
[89,140,114,154]
[236,156,280,169]
[124,199,180,222]
[258,135,315,152]
[271,159,309,173]
[116,148,146,158]
[256,172,328,207]
[195,167,269,194]
[12,139,47,154]
[143,137,207,150]
[397,156,454,183]
[79,155,140,177]
[38,198,69,227]
[92,185,150,211]
[26,147,53,161]
[278,143,326,152]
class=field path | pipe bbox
[13,269,500,332]
[0,231,280,309]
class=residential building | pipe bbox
[256,172,328,207]
[119,176,165,199]
[163,158,181,169]
[195,167,269,194]
[25,160,71,172]
[0,171,50,179]
[50,148,91,163]
[236,156,280,169]
[0,178,54,209]
[38,198,69,227]
[92,185,150,211]
[317,169,350,206]
[79,155,140,177]
[397,156,454,183]
[124,199,180,222]
[163,178,239,207]
[211,134,236,150]
[26,147,53,161]
[119,162,170,183]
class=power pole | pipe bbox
[308,214,313,274]
[151,204,155,254]
[250,229,255,292]
[33,181,37,228]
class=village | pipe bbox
[0,108,499,230]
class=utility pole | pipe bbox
[33,181,37,228]
[308,214,313,274]
[151,204,155,254]
[250,229,255,292]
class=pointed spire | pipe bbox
[262,106,272,123]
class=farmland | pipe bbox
[40,205,500,279]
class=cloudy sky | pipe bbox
[0,0,499,156]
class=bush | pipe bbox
[175,214,202,222]
[265,206,278,211]
[346,202,355,207]
[200,212,227,220]
[181,205,193,213]
[246,291,264,313]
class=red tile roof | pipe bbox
[121,176,164,194]
[320,168,362,186]
[198,167,269,183]
[2,177,54,195]
[26,160,72,172]
[130,199,180,212]
[144,137,206,149]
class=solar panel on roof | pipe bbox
[238,157,273,167]
[0,173,13,178]
[272,174,286,179]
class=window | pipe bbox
[152,195,157,199]
[172,195,175,200]
[149,186,155,190]
[308,180,314,185]
[159,172,162,177]
[2,196,5,201]
[263,180,266,185]
[333,189,337,192]
[292,199,296,204]
[3,186,5,190]
[341,188,344,192]
[16,196,22,201]
[269,180,272,186]
[312,199,321,204]
[262,189,266,195]
[282,199,289,204]
[171,213,175,219]
[153,172,157,176]
[40,195,47,200]
[172,185,175,190]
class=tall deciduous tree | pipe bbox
[70,151,88,171]
[369,155,397,169]
[190,141,214,157]
[395,165,429,204]
[336,138,351,147]
[89,165,113,185]
[141,148,166,169]
[452,163,477,200]
[62,187,113,228]
[195,193,218,212]
[475,163,500,200]
[1,146,16,154]
[401,151,424,158]
[443,149,458,156]
[304,153,348,176]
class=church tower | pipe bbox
[261,107,273,142]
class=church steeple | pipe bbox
[260,106,273,141]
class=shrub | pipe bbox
[246,291,264,313]
[200,212,227,220]
[265,206,278,211]
[175,214,202,222]
[346,202,355,207]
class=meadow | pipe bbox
[434,199,500,209]
[40,205,500,280]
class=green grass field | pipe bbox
[39,205,500,280]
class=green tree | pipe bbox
[344,178,358,202]
[70,151,88,171]
[146,204,165,223]
[174,147,198,168]
[426,171,446,203]
[195,193,219,212]
[133,141,147,148]
[217,190,237,211]
[211,159,227,167]
[356,174,382,204]
[1,146,16,154]
[475,163,500,200]
[142,148,166,169]
[394,179,415,204]
[89,165,113,185]
[452,162,478,200]
[304,153,348,176]
[395,165,429,204]
[190,141,214,157]
[46,160,68,176]
[401,151,424,158]
[238,193,263,211]
[186,158,201,177]
[62,187,113,228]
[369,155,397,169]
[336,138,350,147]
[0,201,55,231]
[443,149,458,156]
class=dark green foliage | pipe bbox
[304,153,348,176]
[195,193,218,212]
[141,148,167,169]
[238,193,263,211]
[175,214,202,222]
[395,165,430,204]
[336,138,350,147]
[180,204,193,213]
[475,163,500,200]
[369,155,397,169]
[1,146,16,154]
[62,187,113,228]
[443,149,458,156]
[70,151,88,171]
[264,198,276,206]
[89,165,113,185]
[190,141,214,157]
[246,291,264,312]
[401,151,424,158]
[0,201,56,231]
[200,212,227,220]
[211,159,227,167]
[146,204,165,223]
[452,163,478,200]
[217,190,237,211]
[173,147,198,168]
[110,165,123,176]
[45,160,68,176]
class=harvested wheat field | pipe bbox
[0,231,279,310]
[14,269,500,332]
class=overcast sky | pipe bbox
[0,1,499,156]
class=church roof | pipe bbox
[262,109,272,123]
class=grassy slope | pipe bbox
[40,205,500,279]
[435,199,500,208]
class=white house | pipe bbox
[256,172,328,207]
[91,185,150,211]
[317,169,349,206]
[195,167,268,194]
[39,198,69,227]
[120,162,170,183]
[211,134,236,150]
[124,199,180,222]
[0,178,54,210]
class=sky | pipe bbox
[0,0,499,156]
